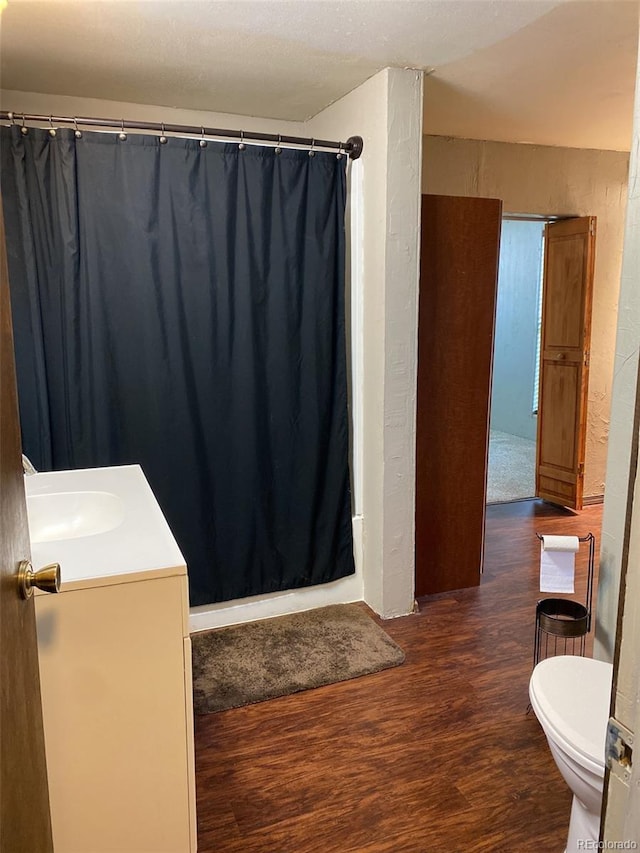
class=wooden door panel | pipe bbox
[415,194,502,597]
[545,234,588,347]
[538,360,580,467]
[0,201,53,850]
[536,216,595,510]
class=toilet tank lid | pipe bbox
[530,656,613,766]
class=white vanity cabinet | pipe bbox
[29,466,197,853]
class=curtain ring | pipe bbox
[159,123,167,144]
[7,111,14,125]
[199,126,207,148]
[118,118,127,142]
[336,141,344,160]
[309,138,315,158]
[48,115,56,138]
[74,117,82,139]
[20,113,28,135]
[238,129,246,151]
[275,134,282,155]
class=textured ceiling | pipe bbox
[1,0,638,150]
[425,0,639,150]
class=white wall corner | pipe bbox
[308,67,423,619]
[379,68,424,618]
[595,42,640,662]
[304,70,390,618]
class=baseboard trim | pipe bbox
[487,494,604,507]
[583,494,604,506]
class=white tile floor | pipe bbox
[487,429,536,503]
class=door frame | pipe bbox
[486,213,596,509]
[487,214,547,504]
[0,198,53,851]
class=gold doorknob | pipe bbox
[18,560,60,599]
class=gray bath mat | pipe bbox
[191,603,405,714]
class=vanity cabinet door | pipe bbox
[35,572,196,853]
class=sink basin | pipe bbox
[27,491,125,543]
[25,466,186,585]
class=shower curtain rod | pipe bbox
[0,111,364,159]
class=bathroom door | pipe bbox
[415,194,502,596]
[535,216,596,510]
[0,202,53,850]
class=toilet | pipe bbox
[529,655,613,852]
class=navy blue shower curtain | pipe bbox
[1,125,355,605]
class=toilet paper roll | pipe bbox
[540,535,579,593]
[540,535,580,553]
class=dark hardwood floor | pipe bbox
[194,500,603,852]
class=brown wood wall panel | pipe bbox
[415,194,502,596]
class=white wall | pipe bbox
[491,220,544,441]
[0,89,308,139]
[601,38,640,841]
[423,136,629,498]
[309,68,423,618]
[595,48,640,663]
[1,70,424,626]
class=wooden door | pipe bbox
[0,203,53,851]
[536,216,596,510]
[415,194,502,597]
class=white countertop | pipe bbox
[26,465,187,590]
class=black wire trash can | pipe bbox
[532,532,596,669]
